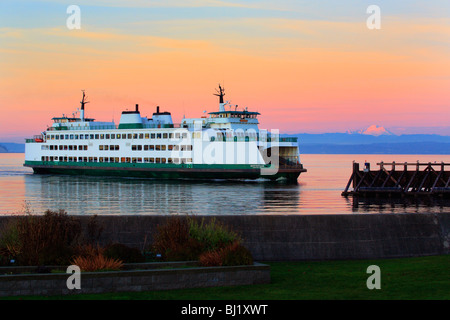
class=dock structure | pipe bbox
[342,161,450,197]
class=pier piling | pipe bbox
[342,161,450,197]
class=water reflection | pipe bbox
[348,195,450,214]
[24,174,301,215]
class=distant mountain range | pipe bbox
[286,126,450,154]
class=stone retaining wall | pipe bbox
[0,262,270,297]
[1,213,449,261]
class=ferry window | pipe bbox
[50,145,54,150]
[173,158,180,164]
[155,145,161,151]
[114,157,119,163]
[132,158,137,163]
[88,157,93,162]
[105,145,109,151]
[161,145,166,151]
[115,145,119,150]
[84,145,88,150]
[69,145,73,151]
[128,134,132,139]
[137,158,142,163]
[65,135,69,139]
[121,157,126,163]
[106,134,110,139]
[157,133,161,139]
[84,134,89,139]
[167,158,173,163]
[41,156,45,161]
[116,134,120,139]
[139,133,143,139]
[94,157,98,162]
[168,145,173,151]
[169,133,173,139]
[70,134,74,139]
[122,134,126,139]
[110,134,115,140]
[144,157,149,163]
[182,133,187,139]
[95,134,99,139]
[60,135,64,140]
[145,133,149,139]
[175,133,180,139]
[174,145,179,151]
[83,157,87,162]
[132,145,137,151]
[133,134,137,139]
[155,158,160,163]
[126,157,131,163]
[99,145,104,151]
[90,134,94,139]
[50,156,54,161]
[78,157,82,162]
[99,157,104,163]
[75,135,78,140]
[151,133,156,139]
[161,158,166,164]
[144,145,149,151]
[150,145,154,151]
[163,133,168,139]
[149,157,154,163]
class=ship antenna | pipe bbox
[213,84,225,103]
[80,90,89,121]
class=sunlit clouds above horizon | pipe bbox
[0,0,449,141]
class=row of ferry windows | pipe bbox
[42,145,89,151]
[131,145,193,151]
[47,132,188,140]
[41,156,192,164]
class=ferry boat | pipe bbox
[24,87,306,181]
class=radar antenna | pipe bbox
[213,84,225,103]
[80,90,90,111]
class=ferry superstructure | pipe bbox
[24,87,306,181]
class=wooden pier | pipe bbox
[342,161,450,197]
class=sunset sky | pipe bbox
[1,0,449,142]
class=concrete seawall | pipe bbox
[1,213,449,261]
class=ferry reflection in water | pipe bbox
[23,174,301,215]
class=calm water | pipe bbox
[1,153,449,215]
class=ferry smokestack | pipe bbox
[136,104,139,112]
[157,106,160,114]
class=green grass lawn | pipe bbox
[3,255,449,300]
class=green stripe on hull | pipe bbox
[24,161,304,181]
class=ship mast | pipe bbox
[80,90,89,121]
[214,84,226,112]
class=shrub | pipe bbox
[103,243,145,263]
[152,216,251,265]
[152,216,204,261]
[0,210,82,266]
[188,217,240,252]
[221,241,253,266]
[71,253,123,272]
[198,241,253,267]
